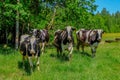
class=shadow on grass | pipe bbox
[18,61,37,75]
[73,49,92,57]
[50,53,71,62]
[80,51,92,57]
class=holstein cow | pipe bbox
[20,35,41,73]
[30,29,49,54]
[53,26,75,60]
[38,29,49,54]
[76,29,104,57]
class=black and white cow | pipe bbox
[38,29,49,54]
[53,26,75,60]
[30,29,49,54]
[20,35,41,73]
[76,29,104,57]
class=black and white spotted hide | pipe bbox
[38,29,49,54]
[76,29,104,57]
[30,29,49,54]
[20,35,40,73]
[53,26,75,60]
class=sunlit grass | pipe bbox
[0,33,120,80]
[103,33,120,40]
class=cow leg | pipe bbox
[28,57,33,73]
[68,43,73,60]
[91,47,96,58]
[36,57,40,71]
[81,45,84,52]
[60,45,63,57]
[41,42,45,55]
[91,43,98,57]
[68,47,73,60]
[77,41,80,51]
[57,48,60,57]
[22,56,25,70]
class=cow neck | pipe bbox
[61,30,67,41]
[90,31,100,44]
[62,30,73,45]
[87,30,93,43]
[96,32,100,43]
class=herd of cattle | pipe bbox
[19,26,104,73]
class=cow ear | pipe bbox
[29,31,31,34]
[29,30,32,34]
[102,30,104,33]
[72,27,76,31]
[29,29,34,34]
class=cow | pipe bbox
[53,26,75,60]
[30,29,49,54]
[76,29,104,57]
[38,29,49,54]
[20,35,41,73]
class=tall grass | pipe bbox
[0,33,120,80]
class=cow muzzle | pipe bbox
[30,50,35,54]
[68,36,72,42]
[97,38,101,42]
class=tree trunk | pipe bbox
[15,0,19,50]
[47,7,56,30]
[6,29,8,44]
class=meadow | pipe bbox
[0,33,120,80]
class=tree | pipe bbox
[15,0,19,50]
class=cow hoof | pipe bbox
[92,55,95,58]
[38,67,40,71]
[30,69,33,73]
[66,54,72,61]
[64,56,69,61]
[57,54,60,57]
[68,57,70,61]
[62,53,65,57]
[41,52,44,55]
[67,57,71,61]
[23,66,25,70]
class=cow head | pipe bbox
[90,29,104,43]
[36,30,46,42]
[28,36,38,55]
[65,26,75,42]
[95,29,104,42]
[30,29,40,37]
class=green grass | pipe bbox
[0,33,120,80]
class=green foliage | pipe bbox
[0,0,120,45]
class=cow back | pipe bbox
[76,29,103,45]
[43,29,49,43]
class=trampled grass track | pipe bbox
[0,33,120,80]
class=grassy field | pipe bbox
[0,33,120,80]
